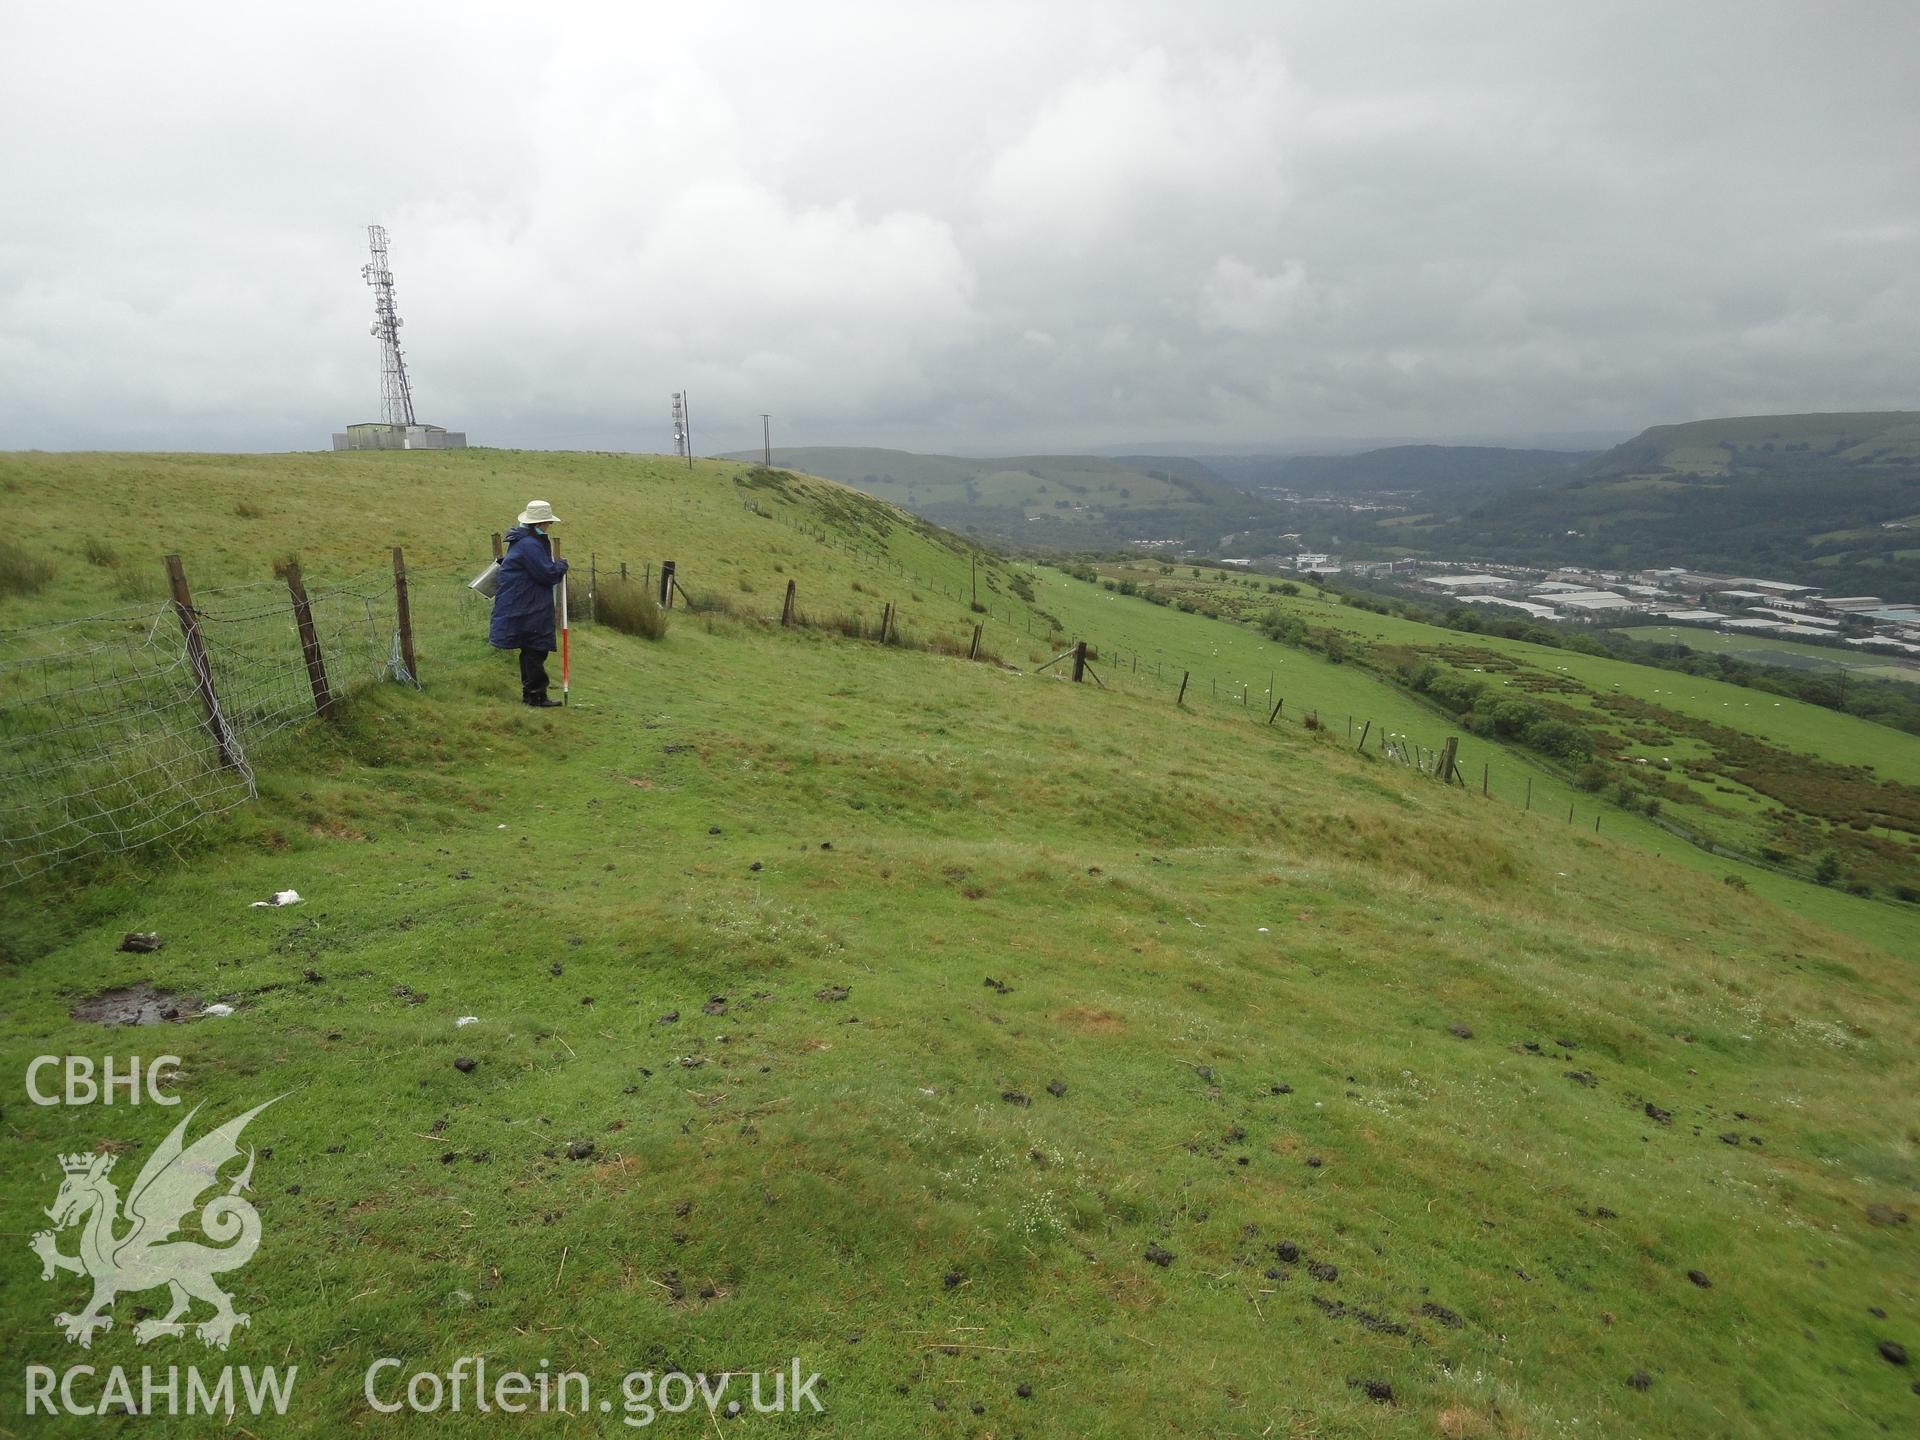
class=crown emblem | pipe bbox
[59,1152,112,1175]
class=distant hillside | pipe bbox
[1583,411,1920,479]
[1271,444,1591,497]
[1380,412,1920,598]
[722,446,1286,551]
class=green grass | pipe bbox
[3,451,1918,1438]
[1619,624,1920,684]
[1072,560,1920,898]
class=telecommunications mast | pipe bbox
[332,225,463,449]
[362,225,416,427]
[671,391,692,470]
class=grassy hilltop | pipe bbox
[2,450,1917,1438]
[721,445,1276,552]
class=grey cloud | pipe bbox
[2,0,1915,454]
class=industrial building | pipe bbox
[332,422,466,451]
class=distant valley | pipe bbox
[738,412,1920,601]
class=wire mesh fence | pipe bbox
[0,558,484,888]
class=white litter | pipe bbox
[455,1016,479,1028]
[1257,927,1270,934]
[250,890,302,908]
[202,1003,236,1018]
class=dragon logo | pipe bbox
[30,1098,279,1350]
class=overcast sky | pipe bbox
[2,1,1915,456]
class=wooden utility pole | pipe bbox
[165,554,242,770]
[391,546,417,684]
[282,561,333,718]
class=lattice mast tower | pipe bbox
[362,224,416,426]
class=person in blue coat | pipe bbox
[489,499,569,706]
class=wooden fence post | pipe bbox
[283,561,333,719]
[1525,777,1533,811]
[164,554,243,770]
[490,532,503,561]
[782,578,797,626]
[1356,719,1370,749]
[1267,697,1284,725]
[968,622,982,659]
[1482,763,1489,797]
[391,546,418,684]
[1439,736,1460,785]
[659,560,676,608]
[1568,801,1576,823]
[1177,671,1189,706]
[1071,640,1087,682]
[588,553,597,624]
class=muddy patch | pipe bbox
[70,983,198,1026]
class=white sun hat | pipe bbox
[517,499,561,526]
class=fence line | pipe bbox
[0,553,479,887]
[4,523,1651,891]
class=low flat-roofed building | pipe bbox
[1530,581,1591,594]
[1845,636,1920,656]
[1733,578,1822,597]
[1550,592,1638,614]
[1861,606,1920,625]
[1819,596,1883,612]
[1720,617,1794,633]
[1427,573,1515,591]
[1708,589,1771,603]
[1458,596,1559,620]
[1658,609,1731,623]
[1769,612,1839,629]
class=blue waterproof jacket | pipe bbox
[489,525,569,651]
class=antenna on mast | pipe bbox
[362,224,416,427]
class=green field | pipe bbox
[1619,624,1920,685]
[3,452,1917,1438]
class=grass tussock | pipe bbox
[595,576,670,639]
[233,498,265,520]
[0,538,55,596]
[81,537,120,569]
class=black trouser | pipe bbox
[518,648,551,701]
